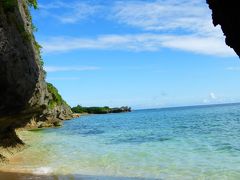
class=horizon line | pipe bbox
[134,102,240,111]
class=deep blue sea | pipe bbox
[4,103,240,179]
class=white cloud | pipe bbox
[38,1,101,23]
[41,34,235,57]
[39,1,69,9]
[38,0,236,57]
[39,0,218,35]
[226,67,240,71]
[112,0,220,36]
[109,0,236,57]
[47,77,81,81]
[44,66,100,72]
[210,92,217,100]
[159,35,234,56]
[203,92,218,104]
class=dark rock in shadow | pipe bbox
[0,1,72,159]
[207,0,240,57]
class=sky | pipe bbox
[31,0,240,109]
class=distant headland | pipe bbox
[71,105,131,114]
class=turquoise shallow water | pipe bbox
[5,104,240,179]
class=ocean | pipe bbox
[3,103,240,179]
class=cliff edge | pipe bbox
[0,0,72,160]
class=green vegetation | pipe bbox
[2,0,38,12]
[47,83,68,109]
[3,0,40,52]
[15,22,32,41]
[2,0,46,75]
[2,1,69,110]
[27,0,38,9]
[71,105,131,114]
[33,40,45,73]
[2,0,38,40]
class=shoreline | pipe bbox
[0,111,114,165]
[0,171,56,180]
[0,114,84,176]
[0,170,145,180]
[0,113,140,180]
[0,129,55,178]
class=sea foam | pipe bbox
[33,167,53,174]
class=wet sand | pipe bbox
[0,171,55,180]
[0,171,150,180]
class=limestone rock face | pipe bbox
[207,0,240,57]
[0,0,72,153]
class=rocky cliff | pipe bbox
[0,0,72,160]
[207,0,240,57]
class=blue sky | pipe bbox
[32,0,240,109]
